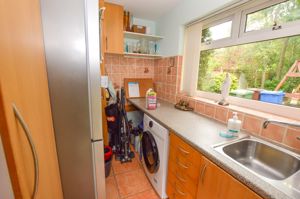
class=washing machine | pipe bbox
[142,114,169,199]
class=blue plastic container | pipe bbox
[260,91,285,104]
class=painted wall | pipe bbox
[156,0,236,56]
[133,17,156,35]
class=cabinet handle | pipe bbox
[12,103,39,199]
[177,146,190,155]
[174,184,186,196]
[175,173,186,182]
[176,158,188,169]
[200,164,207,184]
[105,37,108,51]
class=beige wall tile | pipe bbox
[215,106,228,123]
[204,104,216,118]
[195,101,205,114]
[227,110,244,122]
[283,128,300,150]
[242,115,263,134]
[261,124,285,143]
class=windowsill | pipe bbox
[178,93,300,124]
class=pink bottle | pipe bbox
[146,89,157,110]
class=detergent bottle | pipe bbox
[145,89,157,110]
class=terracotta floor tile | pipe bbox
[106,176,120,199]
[113,156,141,174]
[124,189,159,199]
[115,168,151,198]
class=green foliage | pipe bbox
[282,78,300,93]
[264,79,280,91]
[198,35,300,94]
[198,50,213,90]
[246,0,300,31]
[201,28,211,43]
[264,76,300,93]
[208,73,238,93]
[197,0,300,107]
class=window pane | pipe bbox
[245,0,300,32]
[201,21,232,43]
[197,35,300,108]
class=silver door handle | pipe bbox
[176,158,188,169]
[12,104,39,199]
[175,172,186,183]
[200,164,207,184]
[177,146,190,155]
[174,184,186,196]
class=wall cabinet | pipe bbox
[167,133,263,199]
[103,2,124,54]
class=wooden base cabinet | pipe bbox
[167,133,203,199]
[197,157,262,199]
[167,133,262,199]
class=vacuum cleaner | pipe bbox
[105,87,135,163]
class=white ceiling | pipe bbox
[106,0,182,20]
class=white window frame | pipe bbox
[183,0,300,120]
[201,15,234,47]
[239,0,300,43]
[241,0,300,35]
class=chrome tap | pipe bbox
[263,119,300,129]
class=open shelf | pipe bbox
[123,52,162,58]
[124,31,163,41]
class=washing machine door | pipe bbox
[142,131,160,174]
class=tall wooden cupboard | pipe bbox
[0,0,63,198]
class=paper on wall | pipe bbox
[128,82,140,98]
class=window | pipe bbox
[197,35,300,108]
[201,20,233,43]
[183,0,300,118]
[245,0,300,32]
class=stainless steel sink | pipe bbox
[214,137,300,198]
[221,139,300,180]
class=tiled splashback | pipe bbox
[105,53,300,152]
[176,94,300,152]
[104,53,182,101]
[153,56,182,104]
[105,54,155,89]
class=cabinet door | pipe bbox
[0,0,63,198]
[197,157,262,199]
[219,172,263,199]
[103,2,124,54]
[197,157,224,199]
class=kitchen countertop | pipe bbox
[129,98,296,199]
